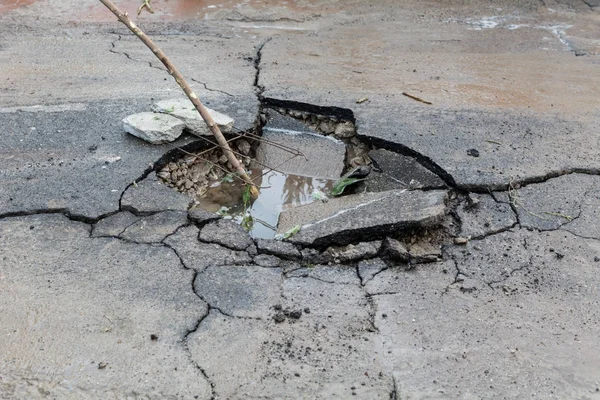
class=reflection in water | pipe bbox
[195,169,333,239]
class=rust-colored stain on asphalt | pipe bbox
[1,0,327,20]
[0,0,36,15]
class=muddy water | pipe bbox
[197,169,334,239]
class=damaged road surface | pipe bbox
[2,0,600,399]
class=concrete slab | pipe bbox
[120,210,188,243]
[368,148,445,190]
[164,225,253,273]
[151,98,234,136]
[122,111,185,144]
[280,189,447,247]
[257,114,346,180]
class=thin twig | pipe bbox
[99,0,258,198]
[402,92,432,105]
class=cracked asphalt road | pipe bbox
[1,1,600,399]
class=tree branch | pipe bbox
[99,0,258,198]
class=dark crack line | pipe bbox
[284,273,357,286]
[163,242,217,400]
[467,221,519,241]
[468,168,600,194]
[189,77,234,97]
[360,135,456,188]
[253,37,272,99]
[0,208,119,226]
[110,34,234,96]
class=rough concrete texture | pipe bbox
[509,174,600,238]
[457,194,517,239]
[368,148,445,191]
[2,1,600,398]
[0,215,210,399]
[0,100,194,220]
[122,111,185,144]
[188,207,221,226]
[199,219,254,251]
[152,98,234,136]
[282,189,447,247]
[255,238,302,260]
[121,172,192,214]
[164,225,253,273]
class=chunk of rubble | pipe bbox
[151,98,234,136]
[408,241,442,264]
[255,239,301,260]
[382,237,410,262]
[122,112,185,144]
[324,241,382,263]
[278,189,447,247]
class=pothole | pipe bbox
[156,107,376,239]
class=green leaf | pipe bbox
[329,177,364,197]
[241,213,254,231]
[275,225,301,240]
[242,185,252,210]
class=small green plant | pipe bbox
[330,177,364,197]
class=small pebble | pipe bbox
[454,237,469,245]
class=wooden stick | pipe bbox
[402,92,432,105]
[99,0,259,198]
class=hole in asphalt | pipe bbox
[156,107,383,239]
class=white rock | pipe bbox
[122,112,185,144]
[151,98,234,137]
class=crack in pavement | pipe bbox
[109,33,236,97]
[253,37,272,99]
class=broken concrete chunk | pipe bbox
[255,239,301,260]
[382,237,410,262]
[188,207,220,226]
[122,112,185,144]
[325,241,382,263]
[358,258,388,285]
[92,211,139,238]
[121,173,192,214]
[408,242,442,264]
[257,112,346,180]
[120,211,188,243]
[281,189,447,248]
[199,219,253,251]
[151,98,234,136]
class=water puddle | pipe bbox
[199,169,333,239]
